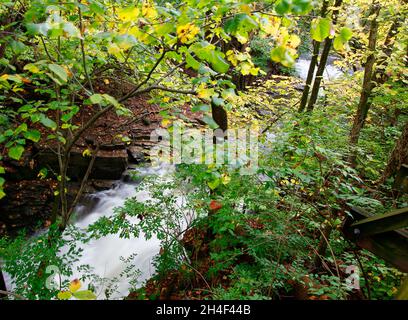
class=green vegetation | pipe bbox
[0,0,407,300]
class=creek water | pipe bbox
[67,164,177,299]
[4,164,176,299]
[294,58,344,81]
[3,57,346,300]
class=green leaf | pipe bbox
[89,94,103,104]
[202,115,219,129]
[89,2,105,15]
[61,111,76,123]
[275,0,291,15]
[24,129,41,142]
[339,27,353,41]
[38,167,48,179]
[8,145,24,160]
[334,28,353,52]
[208,178,221,190]
[103,94,120,107]
[24,63,41,74]
[0,189,5,200]
[224,13,258,34]
[310,18,331,42]
[40,114,57,130]
[270,46,295,67]
[224,13,258,44]
[333,36,344,51]
[15,123,28,134]
[10,40,27,54]
[0,176,5,186]
[191,104,210,112]
[186,52,201,70]
[209,51,229,73]
[72,290,97,300]
[212,97,224,106]
[221,88,236,101]
[47,64,68,84]
[292,0,313,14]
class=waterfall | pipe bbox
[294,58,344,82]
[67,164,176,299]
[4,164,176,300]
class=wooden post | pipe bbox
[342,207,408,273]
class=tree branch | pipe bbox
[120,49,168,102]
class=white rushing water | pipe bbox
[4,164,176,300]
[294,58,343,82]
[65,164,176,299]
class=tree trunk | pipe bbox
[299,41,320,112]
[298,0,330,112]
[211,103,228,132]
[379,120,408,184]
[306,0,343,112]
[313,225,333,269]
[349,5,381,161]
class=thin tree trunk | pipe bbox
[211,103,228,132]
[314,225,333,269]
[299,41,320,112]
[298,0,330,112]
[349,5,381,157]
[378,120,408,184]
[306,0,343,112]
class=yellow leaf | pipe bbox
[142,1,157,19]
[57,291,72,300]
[235,33,248,44]
[288,34,301,49]
[117,6,139,22]
[197,87,214,100]
[240,4,251,14]
[69,279,82,293]
[226,50,238,66]
[221,173,231,185]
[177,23,200,44]
[249,67,259,76]
[161,119,171,127]
[82,149,92,157]
[107,43,121,55]
[24,64,40,73]
[239,62,252,75]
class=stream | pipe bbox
[67,164,177,299]
[4,57,346,300]
[294,58,344,82]
[4,164,176,299]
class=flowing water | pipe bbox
[67,164,177,299]
[4,164,176,299]
[294,58,344,82]
[3,57,347,300]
